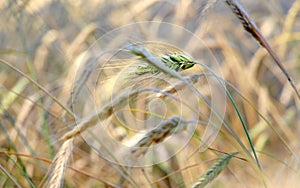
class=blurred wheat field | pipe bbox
[0,0,300,187]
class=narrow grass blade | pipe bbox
[5,153,35,188]
[195,62,261,169]
[0,163,22,188]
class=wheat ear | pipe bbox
[40,139,74,188]
[130,116,186,158]
[191,152,238,188]
[60,89,143,141]
[61,88,171,142]
[128,44,203,97]
[225,0,300,99]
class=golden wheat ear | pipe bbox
[39,139,74,188]
[130,116,185,158]
[191,152,238,188]
[225,0,300,100]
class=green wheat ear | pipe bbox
[191,152,238,188]
[135,52,196,75]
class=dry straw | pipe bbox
[191,152,238,188]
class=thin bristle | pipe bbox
[191,152,238,188]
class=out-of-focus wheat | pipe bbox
[130,116,187,158]
[191,152,238,188]
[40,139,74,188]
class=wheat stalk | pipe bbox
[191,152,238,188]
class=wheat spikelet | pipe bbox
[40,138,74,188]
[191,152,238,188]
[130,116,186,158]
